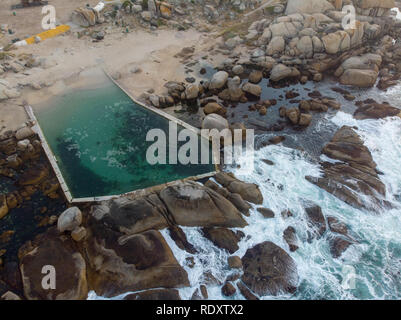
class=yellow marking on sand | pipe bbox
[24,25,70,44]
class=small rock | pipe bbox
[71,226,87,242]
[257,207,275,218]
[232,65,244,75]
[209,71,229,90]
[299,100,311,112]
[0,195,8,220]
[141,11,152,22]
[300,76,308,84]
[15,127,34,140]
[200,285,208,299]
[248,70,263,84]
[283,226,299,252]
[130,66,142,74]
[57,207,82,233]
[313,73,323,82]
[330,236,353,258]
[222,282,236,297]
[204,102,226,115]
[327,216,348,236]
[299,113,312,126]
[185,84,199,100]
[305,205,326,238]
[17,139,30,151]
[269,136,285,144]
[242,82,262,97]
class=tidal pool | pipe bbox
[35,78,215,199]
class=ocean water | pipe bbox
[160,112,401,300]
[163,80,401,300]
[87,77,401,300]
[35,79,215,199]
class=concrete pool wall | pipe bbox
[25,70,218,203]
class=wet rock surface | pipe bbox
[19,227,88,300]
[202,227,244,254]
[306,126,389,211]
[83,218,189,297]
[214,172,263,204]
[159,181,247,228]
[354,103,401,120]
[241,241,299,296]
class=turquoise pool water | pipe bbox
[35,80,215,199]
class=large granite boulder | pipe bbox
[241,241,298,296]
[214,172,263,204]
[124,289,181,300]
[306,126,389,211]
[18,228,88,300]
[159,181,247,228]
[286,0,334,14]
[340,69,379,87]
[92,194,169,235]
[266,36,285,56]
[322,126,376,168]
[83,217,189,297]
[354,103,401,120]
[270,64,300,82]
[336,54,382,88]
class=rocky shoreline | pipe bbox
[1,0,401,300]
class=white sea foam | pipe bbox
[164,111,401,300]
[89,89,401,300]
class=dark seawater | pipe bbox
[0,155,67,262]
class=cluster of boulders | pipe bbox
[0,124,62,217]
[4,165,368,300]
[0,124,65,278]
[304,204,355,258]
[306,125,392,211]
[219,0,400,88]
[1,172,295,300]
[72,0,182,29]
[279,95,341,126]
[145,59,347,136]
[2,170,317,300]
[278,201,355,258]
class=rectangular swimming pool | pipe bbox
[33,75,215,200]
